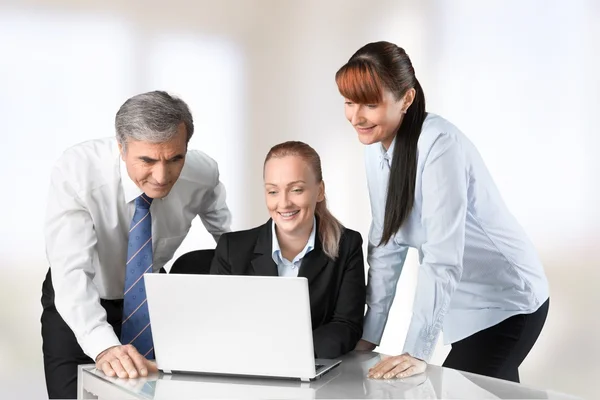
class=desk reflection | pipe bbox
[79,351,577,399]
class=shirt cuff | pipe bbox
[402,324,439,362]
[362,308,389,345]
[80,324,122,361]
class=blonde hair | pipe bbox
[264,141,343,259]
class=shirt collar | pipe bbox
[119,155,143,204]
[271,217,316,264]
[379,136,396,169]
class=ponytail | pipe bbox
[315,198,343,259]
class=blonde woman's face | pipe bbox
[263,155,324,238]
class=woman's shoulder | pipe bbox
[339,226,364,248]
[418,113,468,158]
[420,112,462,141]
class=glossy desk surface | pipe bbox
[78,351,581,399]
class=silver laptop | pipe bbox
[144,274,341,382]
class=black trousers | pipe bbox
[41,268,165,399]
[442,298,549,382]
[41,269,123,399]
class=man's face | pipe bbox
[119,123,187,199]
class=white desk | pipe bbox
[78,351,581,399]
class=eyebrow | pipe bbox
[138,154,184,162]
[265,180,306,187]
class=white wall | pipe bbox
[0,0,597,398]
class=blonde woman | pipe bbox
[211,141,366,359]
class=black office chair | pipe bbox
[169,249,215,275]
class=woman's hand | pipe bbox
[367,353,427,379]
[355,339,377,351]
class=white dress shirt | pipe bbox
[271,218,316,277]
[45,137,231,360]
[363,113,549,361]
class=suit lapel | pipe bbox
[298,231,330,285]
[251,220,278,276]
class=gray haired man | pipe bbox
[41,91,232,399]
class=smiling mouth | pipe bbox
[279,210,300,218]
[356,126,376,131]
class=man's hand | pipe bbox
[355,339,377,351]
[95,345,158,379]
[367,353,427,379]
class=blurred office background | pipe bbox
[0,0,598,398]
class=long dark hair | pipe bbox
[335,41,426,245]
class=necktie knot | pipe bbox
[135,193,153,210]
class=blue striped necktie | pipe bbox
[121,193,155,359]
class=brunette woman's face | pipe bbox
[343,88,414,150]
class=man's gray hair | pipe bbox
[115,91,194,148]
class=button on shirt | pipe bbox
[271,218,316,277]
[45,137,232,360]
[363,113,549,361]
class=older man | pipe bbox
[41,91,232,399]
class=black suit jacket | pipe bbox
[210,219,366,359]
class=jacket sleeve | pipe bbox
[210,234,232,275]
[312,232,366,358]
